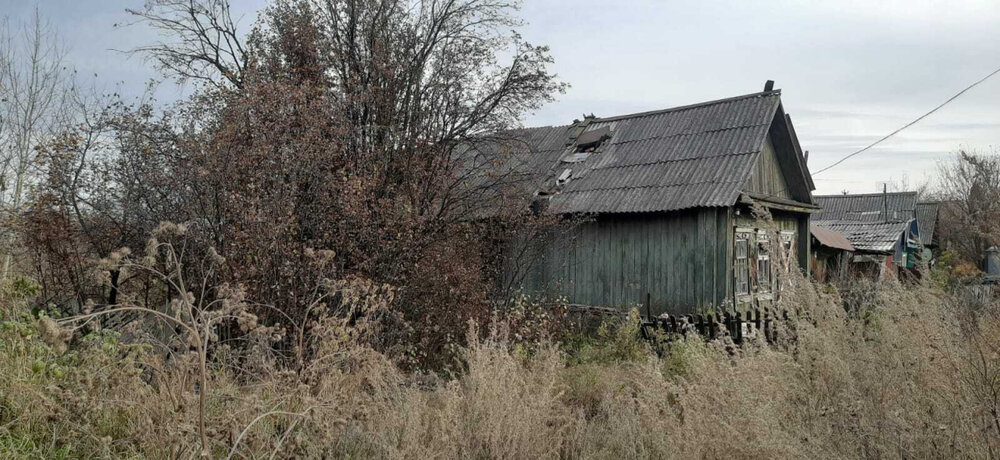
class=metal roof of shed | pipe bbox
[813,220,909,253]
[813,192,918,223]
[810,224,855,251]
[916,202,940,246]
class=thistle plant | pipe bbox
[56,222,264,456]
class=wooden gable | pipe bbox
[745,136,792,200]
[743,103,815,205]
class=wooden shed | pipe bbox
[485,88,818,315]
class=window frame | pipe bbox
[756,230,773,297]
[734,229,753,301]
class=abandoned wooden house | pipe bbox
[812,191,923,279]
[479,87,818,315]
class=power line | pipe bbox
[812,64,1000,175]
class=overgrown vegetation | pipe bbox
[1,270,998,458]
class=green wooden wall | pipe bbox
[734,208,811,274]
[744,138,792,200]
[518,208,732,315]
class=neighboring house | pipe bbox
[810,224,854,283]
[812,191,923,279]
[915,201,940,264]
[474,87,818,315]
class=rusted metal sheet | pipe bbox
[810,224,855,251]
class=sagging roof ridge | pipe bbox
[593,90,782,123]
[505,90,781,132]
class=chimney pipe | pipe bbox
[764,80,775,92]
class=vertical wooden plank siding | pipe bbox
[744,138,792,200]
[797,214,811,278]
[517,208,733,315]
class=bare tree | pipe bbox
[126,0,248,89]
[934,150,1000,268]
[0,9,68,279]
[881,173,931,198]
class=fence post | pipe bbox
[735,311,743,343]
[710,313,718,339]
[763,310,771,343]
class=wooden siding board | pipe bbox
[716,208,732,306]
[684,216,695,313]
[513,210,742,315]
[698,209,713,310]
[745,137,791,200]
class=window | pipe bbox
[779,231,795,272]
[756,232,772,294]
[734,231,751,296]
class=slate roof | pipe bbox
[459,90,809,215]
[813,192,918,223]
[915,202,940,246]
[813,220,909,253]
[810,224,855,251]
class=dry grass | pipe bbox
[1,274,998,459]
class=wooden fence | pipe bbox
[639,308,789,345]
[635,292,791,345]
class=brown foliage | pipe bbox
[23,0,567,370]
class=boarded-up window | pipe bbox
[735,231,751,296]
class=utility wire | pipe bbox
[812,64,1000,175]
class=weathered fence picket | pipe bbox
[639,306,790,346]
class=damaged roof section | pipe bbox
[454,89,817,216]
[813,221,909,253]
[550,91,783,214]
[573,126,611,150]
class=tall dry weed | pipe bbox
[2,272,999,458]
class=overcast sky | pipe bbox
[5,0,1000,194]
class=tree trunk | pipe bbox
[108,269,121,305]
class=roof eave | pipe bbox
[741,192,822,214]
